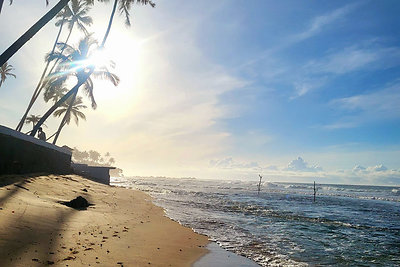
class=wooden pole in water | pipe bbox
[313,181,316,202]
[257,175,262,195]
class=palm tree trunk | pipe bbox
[46,21,75,79]
[101,0,118,48]
[30,70,93,137]
[0,0,70,67]
[52,89,78,144]
[16,15,67,132]
[31,0,118,137]
[0,0,4,14]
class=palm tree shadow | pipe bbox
[0,174,46,206]
[0,207,76,265]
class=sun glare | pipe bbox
[89,31,145,106]
[88,48,111,69]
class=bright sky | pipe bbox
[1,0,400,185]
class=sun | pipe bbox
[88,48,111,69]
[87,30,144,103]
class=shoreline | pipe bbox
[0,174,209,266]
[111,179,261,267]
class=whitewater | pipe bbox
[112,177,400,266]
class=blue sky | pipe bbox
[1,0,400,184]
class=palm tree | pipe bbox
[0,0,69,66]
[45,34,119,144]
[0,62,16,87]
[30,0,155,137]
[25,114,47,131]
[47,34,120,108]
[53,95,87,126]
[0,0,154,67]
[16,0,93,132]
[44,83,68,104]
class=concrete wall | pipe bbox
[0,125,72,175]
[71,163,114,185]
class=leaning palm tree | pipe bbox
[0,62,16,87]
[45,34,119,143]
[30,0,155,137]
[16,0,93,132]
[0,0,67,66]
[53,96,87,125]
[0,0,154,67]
[46,34,120,109]
[44,84,69,104]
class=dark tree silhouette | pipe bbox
[30,0,155,137]
[0,0,70,67]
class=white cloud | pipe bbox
[265,165,278,171]
[209,157,261,170]
[367,164,388,172]
[352,165,366,172]
[291,78,327,99]
[324,81,400,129]
[292,3,359,42]
[239,3,358,72]
[305,45,400,75]
[285,157,323,172]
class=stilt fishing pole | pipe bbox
[313,181,317,202]
[257,174,262,195]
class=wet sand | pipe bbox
[0,174,209,266]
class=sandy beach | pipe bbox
[0,174,209,266]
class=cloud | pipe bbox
[285,157,323,172]
[304,45,400,75]
[292,3,359,42]
[353,164,389,173]
[324,81,400,129]
[291,78,327,99]
[367,164,388,172]
[352,165,366,172]
[265,165,278,171]
[209,157,261,170]
[293,43,400,99]
[239,3,358,71]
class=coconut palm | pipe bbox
[45,34,119,143]
[30,0,155,137]
[44,83,68,104]
[53,95,87,126]
[46,34,120,109]
[0,62,16,87]
[0,0,69,66]
[25,114,47,131]
[16,0,93,132]
[0,0,154,66]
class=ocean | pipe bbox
[111,177,400,266]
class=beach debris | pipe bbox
[63,256,76,261]
[82,188,88,192]
[61,196,91,210]
[32,258,39,262]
